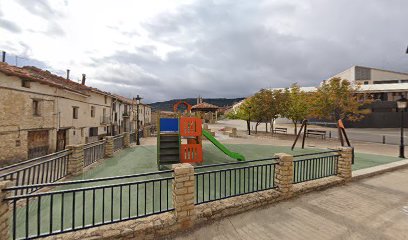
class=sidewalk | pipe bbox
[175,168,408,240]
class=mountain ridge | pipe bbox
[149,97,244,111]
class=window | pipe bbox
[104,96,107,104]
[22,80,31,88]
[112,102,116,111]
[89,127,98,137]
[103,108,106,117]
[73,107,79,119]
[91,106,95,118]
[364,81,369,85]
[32,100,40,116]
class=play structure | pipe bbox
[156,102,245,169]
[292,119,354,164]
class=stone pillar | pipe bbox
[0,181,12,240]
[172,163,196,229]
[104,136,114,158]
[66,144,84,176]
[337,147,353,181]
[274,153,293,198]
[123,132,130,148]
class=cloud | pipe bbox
[2,0,408,103]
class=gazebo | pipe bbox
[191,97,219,123]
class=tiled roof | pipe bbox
[112,94,134,104]
[191,102,219,109]
[0,62,92,95]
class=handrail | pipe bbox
[4,176,174,200]
[194,161,277,175]
[83,140,105,149]
[4,169,174,191]
[0,149,70,172]
[292,150,340,158]
[195,157,279,170]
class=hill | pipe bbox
[149,97,244,111]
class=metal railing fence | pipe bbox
[83,141,105,167]
[293,152,339,183]
[0,151,70,195]
[4,171,174,240]
[113,135,124,151]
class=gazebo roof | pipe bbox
[191,102,219,111]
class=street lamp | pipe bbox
[396,96,407,158]
[248,106,252,135]
[134,95,142,145]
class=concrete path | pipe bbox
[175,168,408,240]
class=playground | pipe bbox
[8,102,408,239]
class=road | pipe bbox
[215,119,408,146]
[175,168,408,240]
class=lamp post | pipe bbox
[397,96,407,158]
[134,95,142,145]
[248,106,252,135]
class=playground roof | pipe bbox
[192,102,219,111]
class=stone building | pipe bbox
[0,62,144,163]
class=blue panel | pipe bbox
[160,118,179,132]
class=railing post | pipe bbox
[337,147,353,181]
[0,181,12,240]
[172,163,196,229]
[104,136,114,158]
[274,153,294,198]
[123,132,130,148]
[66,145,84,176]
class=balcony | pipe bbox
[122,112,130,118]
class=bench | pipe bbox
[273,127,287,134]
[306,129,326,139]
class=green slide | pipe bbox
[202,129,245,161]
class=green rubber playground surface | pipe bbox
[12,144,403,239]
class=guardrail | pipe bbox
[113,134,124,151]
[84,140,105,167]
[0,150,71,196]
[293,151,339,183]
[195,161,277,205]
[130,132,136,144]
[4,170,174,240]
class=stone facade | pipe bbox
[172,163,196,228]
[66,145,84,176]
[274,153,294,198]
[123,132,130,148]
[0,181,12,240]
[104,136,114,158]
[337,147,353,181]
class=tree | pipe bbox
[310,77,371,122]
[226,97,254,132]
[284,83,311,135]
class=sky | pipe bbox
[1,0,408,103]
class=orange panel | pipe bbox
[180,144,203,163]
[180,117,202,137]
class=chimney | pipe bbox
[2,51,5,62]
[66,69,70,79]
[81,74,86,85]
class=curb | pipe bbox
[352,159,408,180]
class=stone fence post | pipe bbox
[274,153,294,198]
[0,181,12,240]
[172,163,196,229]
[337,147,353,181]
[105,136,114,158]
[66,144,84,176]
[123,132,130,148]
